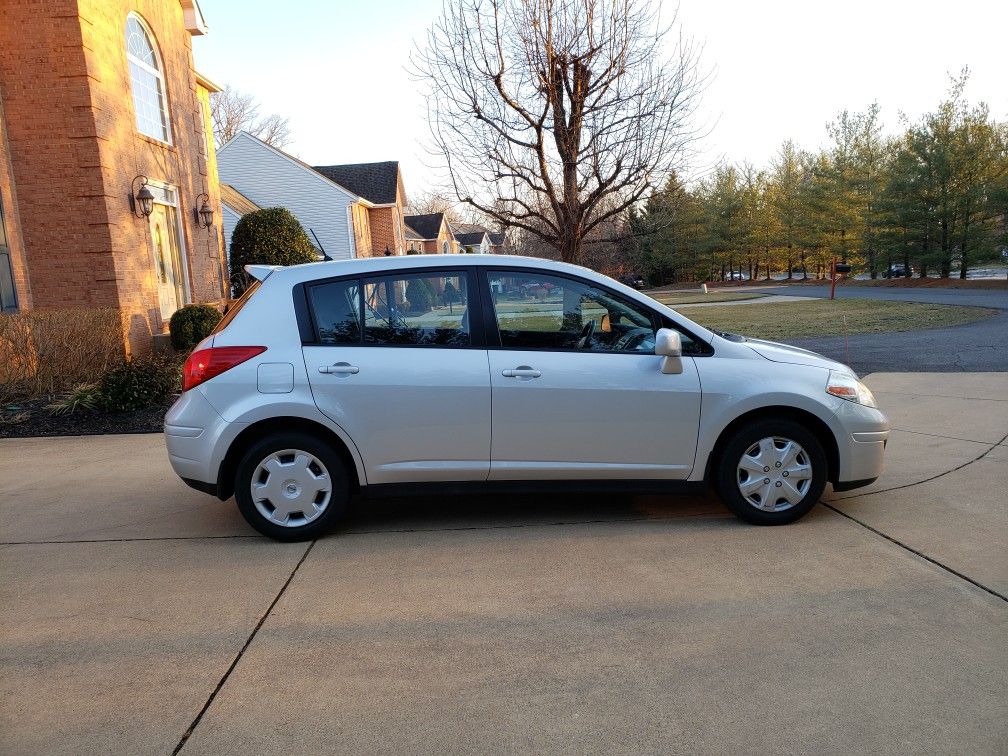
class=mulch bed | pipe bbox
[0,396,175,438]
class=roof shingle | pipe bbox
[312,161,400,205]
[403,213,446,240]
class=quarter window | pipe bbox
[486,271,657,353]
[126,14,171,142]
[308,279,361,345]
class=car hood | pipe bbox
[744,338,848,372]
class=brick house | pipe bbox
[0,0,226,352]
[218,131,414,260]
[403,213,459,255]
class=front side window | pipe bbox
[126,14,171,142]
[364,271,469,346]
[487,271,657,353]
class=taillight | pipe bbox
[182,346,266,391]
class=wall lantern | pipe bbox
[194,192,214,229]
[130,175,154,218]
[384,245,392,256]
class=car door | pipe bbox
[303,268,491,485]
[482,268,702,480]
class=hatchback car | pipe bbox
[166,255,889,541]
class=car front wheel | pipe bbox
[234,432,349,541]
[714,420,827,525]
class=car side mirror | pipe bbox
[655,328,683,374]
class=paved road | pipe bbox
[747,283,1008,309]
[740,284,1008,374]
[2,373,1006,754]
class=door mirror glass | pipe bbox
[655,328,682,357]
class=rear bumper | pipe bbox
[164,389,232,491]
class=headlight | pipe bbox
[826,371,877,408]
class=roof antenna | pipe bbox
[309,228,332,261]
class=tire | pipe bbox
[714,419,827,525]
[234,431,349,541]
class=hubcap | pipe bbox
[736,436,812,512]
[251,449,331,527]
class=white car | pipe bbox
[166,255,889,541]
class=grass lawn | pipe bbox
[679,298,998,341]
[648,291,767,305]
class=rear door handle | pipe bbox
[502,366,541,378]
[319,362,359,375]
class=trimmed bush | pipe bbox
[406,278,435,313]
[169,304,222,352]
[229,207,318,295]
[100,356,181,412]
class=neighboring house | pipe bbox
[219,184,260,262]
[217,132,412,260]
[403,213,458,254]
[451,222,509,255]
[0,0,226,351]
[313,162,406,257]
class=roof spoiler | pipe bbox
[244,264,283,282]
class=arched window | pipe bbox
[126,14,171,142]
[442,240,450,254]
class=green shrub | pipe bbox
[229,207,318,295]
[100,356,181,412]
[46,383,101,415]
[406,278,435,313]
[169,304,222,352]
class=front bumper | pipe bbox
[832,403,890,487]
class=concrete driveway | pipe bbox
[1,373,1006,754]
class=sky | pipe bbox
[193,0,1008,195]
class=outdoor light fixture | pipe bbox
[384,245,392,256]
[130,175,154,218]
[194,192,214,229]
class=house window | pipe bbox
[126,14,172,143]
[0,195,18,312]
[442,240,449,254]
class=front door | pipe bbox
[148,190,187,320]
[483,269,702,480]
[303,268,491,485]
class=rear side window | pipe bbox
[307,279,361,345]
[363,271,470,347]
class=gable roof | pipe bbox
[312,162,400,205]
[404,224,424,241]
[403,213,447,241]
[488,231,507,246]
[455,231,488,246]
[219,183,260,216]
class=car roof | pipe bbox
[269,254,602,284]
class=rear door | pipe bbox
[302,268,491,485]
[482,268,702,480]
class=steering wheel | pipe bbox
[576,319,596,350]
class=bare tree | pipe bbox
[415,0,706,264]
[211,85,292,148]
[406,190,467,224]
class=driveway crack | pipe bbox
[172,539,317,754]
[832,430,1008,500]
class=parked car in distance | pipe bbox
[619,274,646,290]
[166,255,889,541]
[882,263,914,278]
[723,271,749,281]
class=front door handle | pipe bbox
[502,366,541,378]
[319,362,359,375]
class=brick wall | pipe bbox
[0,0,225,353]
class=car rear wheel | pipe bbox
[714,419,827,525]
[234,432,349,541]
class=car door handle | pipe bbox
[502,366,541,378]
[319,362,359,375]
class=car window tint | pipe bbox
[487,271,656,353]
[308,279,361,344]
[363,271,470,347]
